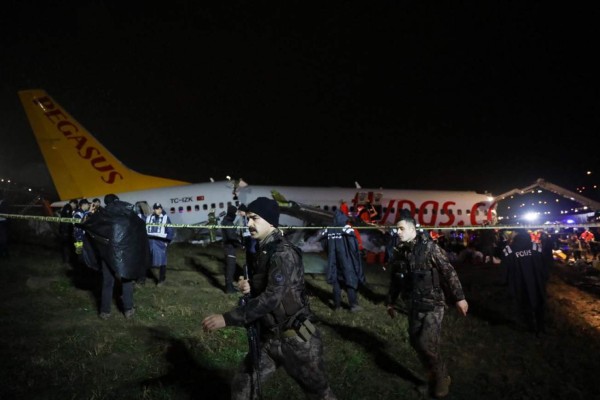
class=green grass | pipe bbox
[1,232,600,399]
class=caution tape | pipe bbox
[2,212,600,232]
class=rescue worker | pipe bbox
[58,199,78,264]
[81,194,150,319]
[385,210,468,399]
[235,204,256,271]
[221,204,242,294]
[580,228,595,261]
[145,203,174,286]
[501,230,549,335]
[202,197,337,400]
[323,209,365,312]
[72,198,91,265]
[90,198,102,213]
[207,208,218,243]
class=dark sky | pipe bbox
[1,1,599,202]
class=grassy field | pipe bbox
[1,233,600,400]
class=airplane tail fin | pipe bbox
[18,90,189,201]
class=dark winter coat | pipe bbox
[80,200,150,280]
[387,231,465,310]
[221,205,242,248]
[501,232,548,312]
[223,229,310,336]
[324,210,365,289]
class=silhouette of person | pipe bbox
[323,209,365,312]
[81,194,150,319]
[501,230,549,335]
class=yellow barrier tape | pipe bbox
[2,213,600,231]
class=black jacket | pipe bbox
[223,230,310,336]
[81,200,150,280]
[221,211,242,248]
[501,233,548,310]
[324,209,365,289]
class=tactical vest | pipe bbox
[253,238,309,330]
[396,237,442,311]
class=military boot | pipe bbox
[431,374,451,398]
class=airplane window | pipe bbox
[178,206,184,213]
[432,209,437,215]
[324,205,330,211]
[169,207,175,214]
[187,205,192,212]
[211,203,216,209]
[195,205,200,211]
[332,206,337,212]
[440,209,445,215]
[203,204,208,211]
[466,210,471,215]
[219,202,224,209]
[422,209,428,215]
[457,210,462,216]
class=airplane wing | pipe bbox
[277,200,334,227]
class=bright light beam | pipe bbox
[523,212,539,222]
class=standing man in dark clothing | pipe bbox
[236,204,257,269]
[59,199,78,264]
[202,197,337,400]
[81,194,150,320]
[501,231,549,335]
[145,202,174,286]
[323,209,365,312]
[386,211,468,399]
[221,204,242,294]
[72,199,91,266]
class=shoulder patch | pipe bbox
[271,270,286,285]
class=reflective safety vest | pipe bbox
[146,213,170,239]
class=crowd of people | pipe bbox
[15,196,571,398]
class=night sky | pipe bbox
[1,1,599,204]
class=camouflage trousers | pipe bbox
[407,305,447,379]
[231,329,337,400]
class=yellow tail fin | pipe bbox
[18,89,189,200]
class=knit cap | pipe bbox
[247,197,280,227]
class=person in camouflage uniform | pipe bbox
[202,197,337,400]
[385,211,468,399]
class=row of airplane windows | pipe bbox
[164,202,482,217]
